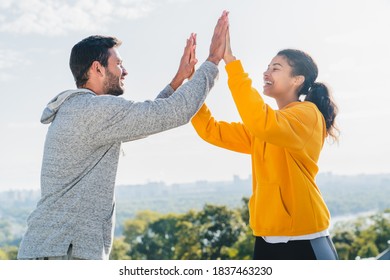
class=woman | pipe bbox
[192,16,339,260]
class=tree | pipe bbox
[173,211,202,259]
[0,246,18,260]
[0,248,8,260]
[196,204,244,260]
[331,209,390,259]
[369,210,390,253]
[135,214,180,260]
[117,204,247,260]
[110,237,131,260]
[229,198,255,260]
[332,230,355,260]
[121,210,161,260]
[116,201,390,260]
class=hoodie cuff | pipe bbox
[225,60,244,78]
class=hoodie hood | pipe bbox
[40,89,94,124]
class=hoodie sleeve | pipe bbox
[88,61,218,144]
[226,60,319,151]
[191,104,252,154]
[155,85,174,99]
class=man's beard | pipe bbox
[103,69,124,96]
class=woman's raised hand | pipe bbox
[207,10,229,65]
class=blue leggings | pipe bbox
[253,236,339,260]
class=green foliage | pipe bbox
[332,209,390,259]
[0,246,18,260]
[0,249,8,260]
[2,173,390,246]
[110,237,131,260]
[114,204,390,260]
[114,201,251,260]
[196,204,244,259]
[0,178,389,260]
[229,226,255,260]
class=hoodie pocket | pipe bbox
[254,184,292,232]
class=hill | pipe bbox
[1,173,390,245]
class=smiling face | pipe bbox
[102,48,128,96]
[263,55,302,100]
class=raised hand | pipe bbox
[207,10,229,65]
[170,33,198,90]
[223,26,236,64]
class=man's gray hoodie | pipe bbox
[17,61,218,260]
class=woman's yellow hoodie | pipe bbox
[192,60,330,236]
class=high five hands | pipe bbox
[171,33,198,90]
[223,18,236,64]
[208,10,236,65]
[171,11,236,89]
[207,10,229,65]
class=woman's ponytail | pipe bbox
[305,82,339,142]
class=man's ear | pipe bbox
[90,61,105,77]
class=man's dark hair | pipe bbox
[69,35,122,88]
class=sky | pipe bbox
[0,0,389,191]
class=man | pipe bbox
[18,12,229,260]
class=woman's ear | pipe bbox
[295,75,305,87]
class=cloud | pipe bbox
[0,48,30,81]
[0,49,25,69]
[0,0,182,36]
